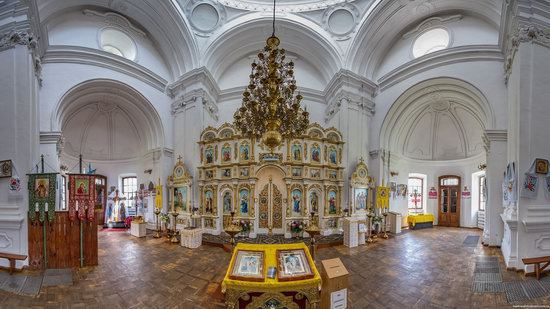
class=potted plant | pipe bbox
[239,220,250,237]
[160,213,170,234]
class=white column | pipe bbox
[482,130,507,246]
[501,0,550,269]
[0,39,40,267]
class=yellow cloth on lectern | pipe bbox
[222,242,321,293]
[407,213,434,226]
[376,186,390,209]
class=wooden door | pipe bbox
[438,176,461,227]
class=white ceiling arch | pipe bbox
[52,79,165,161]
[201,12,343,84]
[380,77,495,161]
[346,0,503,79]
[38,0,199,79]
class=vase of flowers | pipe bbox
[372,216,383,234]
[239,220,251,237]
[290,220,304,239]
[160,213,170,236]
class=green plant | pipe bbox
[372,216,383,224]
[160,213,170,223]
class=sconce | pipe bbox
[144,169,152,174]
[390,171,399,177]
[478,163,486,171]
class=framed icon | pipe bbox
[535,158,548,174]
[276,248,314,281]
[0,160,12,178]
[229,250,265,282]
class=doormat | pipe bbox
[0,268,73,296]
[463,235,480,247]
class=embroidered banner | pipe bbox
[428,187,438,200]
[503,162,518,205]
[521,160,539,199]
[544,176,550,199]
[28,173,57,223]
[69,174,96,221]
[376,186,390,209]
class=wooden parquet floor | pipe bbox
[1,227,550,308]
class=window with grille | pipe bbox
[408,177,424,212]
[122,176,137,209]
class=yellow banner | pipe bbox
[376,186,390,209]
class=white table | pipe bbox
[180,228,203,248]
[130,222,147,237]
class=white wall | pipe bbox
[39,63,173,149]
[387,154,484,228]
[376,15,499,77]
[47,11,172,80]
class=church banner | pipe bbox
[28,173,57,223]
[376,186,390,209]
[69,174,96,221]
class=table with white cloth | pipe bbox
[180,227,203,248]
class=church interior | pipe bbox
[1,0,550,308]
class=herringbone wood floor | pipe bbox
[1,227,549,308]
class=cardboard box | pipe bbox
[321,258,349,309]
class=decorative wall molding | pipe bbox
[217,0,356,12]
[324,69,377,122]
[325,98,343,123]
[42,45,168,92]
[39,131,62,144]
[171,90,203,115]
[402,15,463,39]
[185,0,226,37]
[0,29,36,52]
[522,205,550,233]
[321,3,360,41]
[482,129,507,152]
[378,45,504,91]
[203,98,219,122]
[0,233,13,249]
[535,234,550,251]
[168,67,220,100]
[83,9,147,37]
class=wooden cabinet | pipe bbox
[438,176,461,227]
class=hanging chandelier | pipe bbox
[233,0,309,152]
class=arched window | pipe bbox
[412,28,450,58]
[100,28,137,60]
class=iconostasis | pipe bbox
[196,123,345,237]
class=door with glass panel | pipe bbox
[438,176,461,227]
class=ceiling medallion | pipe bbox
[217,0,357,12]
[233,0,309,152]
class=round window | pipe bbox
[100,28,137,60]
[412,28,450,58]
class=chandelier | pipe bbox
[233,0,309,152]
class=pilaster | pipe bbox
[482,130,507,246]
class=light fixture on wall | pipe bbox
[478,163,486,170]
[144,169,152,174]
[390,171,399,177]
[233,0,309,152]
